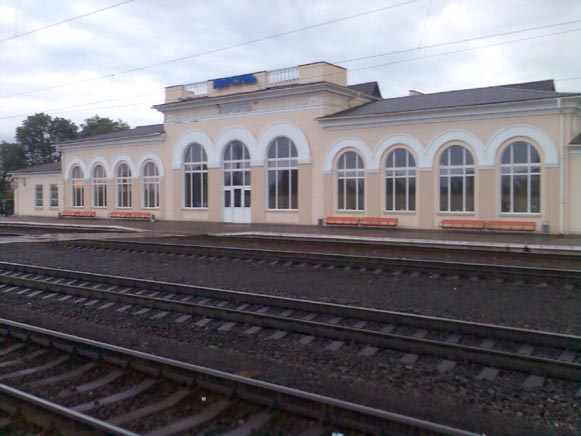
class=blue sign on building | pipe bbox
[213,73,257,89]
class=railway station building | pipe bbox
[10,61,581,234]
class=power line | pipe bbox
[0,0,421,99]
[0,0,136,44]
[337,19,581,64]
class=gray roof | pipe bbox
[348,82,382,99]
[322,80,579,119]
[11,161,62,174]
[570,132,581,145]
[60,124,164,145]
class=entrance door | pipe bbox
[223,140,251,223]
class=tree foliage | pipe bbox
[15,113,78,166]
[80,115,130,138]
[0,141,27,204]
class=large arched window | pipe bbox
[184,143,208,208]
[385,148,416,211]
[116,163,132,208]
[143,162,160,209]
[501,141,540,213]
[337,151,365,211]
[439,145,474,212]
[223,140,251,208]
[92,165,107,208]
[71,165,84,207]
[267,136,298,210]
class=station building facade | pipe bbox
[11,62,581,234]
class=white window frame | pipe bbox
[49,184,58,208]
[35,184,43,208]
[116,163,132,208]
[439,145,475,213]
[71,166,84,208]
[267,136,299,211]
[92,165,107,208]
[142,161,160,209]
[500,141,541,214]
[337,151,365,211]
[385,148,416,212]
[183,143,208,209]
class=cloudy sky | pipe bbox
[0,0,579,142]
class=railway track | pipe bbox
[0,261,579,386]
[62,239,581,283]
[0,318,481,436]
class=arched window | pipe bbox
[223,140,251,208]
[267,136,298,210]
[143,162,159,208]
[337,151,365,211]
[116,163,132,208]
[501,141,541,213]
[385,148,416,211]
[92,165,107,208]
[71,165,84,207]
[439,145,474,212]
[184,143,208,208]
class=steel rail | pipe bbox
[1,263,579,381]
[65,239,581,282]
[0,383,137,436]
[1,260,578,351]
[0,318,481,436]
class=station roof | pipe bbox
[10,161,61,174]
[321,80,579,119]
[58,124,165,146]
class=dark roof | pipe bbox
[322,80,579,119]
[570,132,581,145]
[60,124,164,145]
[348,82,382,99]
[11,161,62,174]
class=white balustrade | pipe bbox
[184,81,208,96]
[267,67,299,85]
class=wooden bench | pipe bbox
[439,219,486,230]
[324,216,360,226]
[109,211,155,222]
[487,220,536,231]
[360,217,398,228]
[60,210,96,218]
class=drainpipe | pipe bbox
[559,98,565,235]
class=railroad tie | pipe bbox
[299,335,315,345]
[325,340,344,352]
[98,302,116,310]
[174,314,192,324]
[523,375,545,389]
[359,346,378,357]
[476,367,499,381]
[195,318,212,327]
[133,308,151,316]
[220,410,274,436]
[400,353,419,364]
[268,330,288,340]
[218,322,237,332]
[437,360,457,374]
[242,326,262,336]
[25,290,43,298]
[151,311,169,320]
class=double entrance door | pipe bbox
[222,141,251,223]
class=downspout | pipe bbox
[558,98,565,235]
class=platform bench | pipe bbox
[109,211,155,222]
[487,220,536,231]
[324,216,361,227]
[439,219,486,230]
[60,210,96,218]
[360,217,398,228]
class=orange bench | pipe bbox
[487,220,536,231]
[60,210,96,218]
[440,219,486,230]
[360,217,398,228]
[324,216,361,226]
[109,211,155,221]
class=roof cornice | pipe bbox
[56,132,165,151]
[153,82,374,113]
[318,96,581,130]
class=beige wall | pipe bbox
[13,173,62,217]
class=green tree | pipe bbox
[0,142,27,212]
[80,115,130,138]
[15,113,78,165]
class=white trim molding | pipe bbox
[87,156,111,179]
[257,122,312,165]
[213,126,258,167]
[370,134,424,171]
[322,137,372,174]
[485,124,558,166]
[111,154,137,179]
[136,152,165,177]
[64,157,87,181]
[425,129,485,169]
[171,130,214,170]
